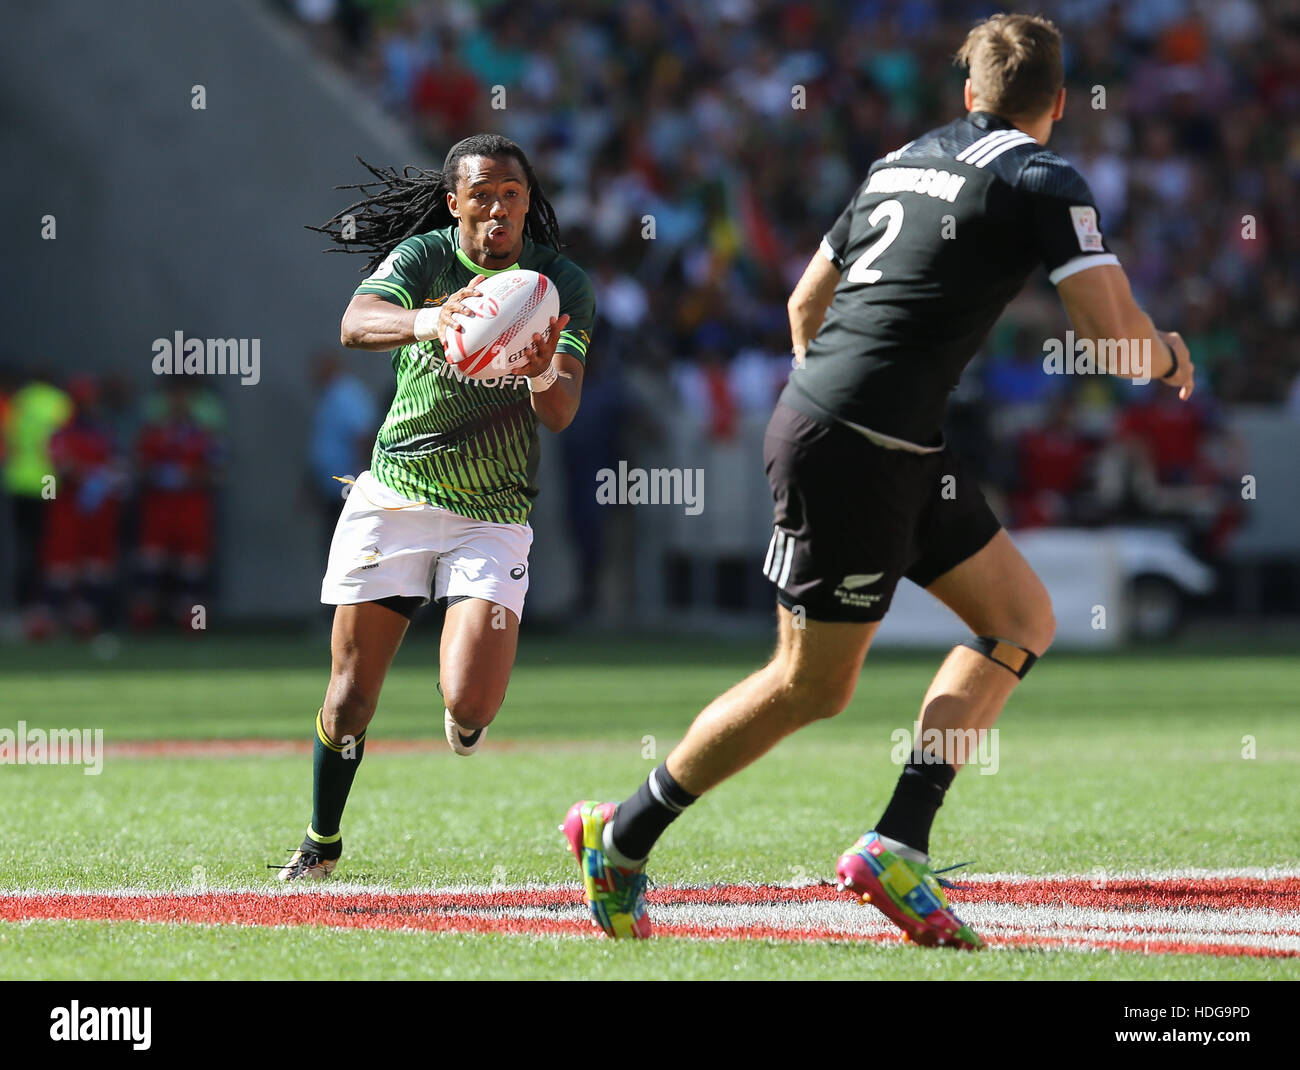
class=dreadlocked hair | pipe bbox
[308,134,562,274]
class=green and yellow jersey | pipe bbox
[353,225,595,525]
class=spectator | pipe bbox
[43,376,125,637]
[412,35,481,145]
[130,382,223,631]
[1112,388,1243,558]
[1012,394,1098,529]
[308,352,376,565]
[2,370,72,637]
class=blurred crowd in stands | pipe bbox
[0,358,386,640]
[278,0,1290,567]
[0,369,223,639]
[4,3,1291,639]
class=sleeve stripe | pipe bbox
[1049,253,1120,286]
[357,279,413,309]
[819,236,840,265]
[558,330,588,355]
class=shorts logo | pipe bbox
[509,564,526,580]
[840,572,884,590]
[835,571,884,606]
[357,546,382,571]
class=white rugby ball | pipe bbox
[442,269,560,379]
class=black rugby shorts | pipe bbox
[761,402,1002,623]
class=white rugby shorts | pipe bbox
[320,470,532,621]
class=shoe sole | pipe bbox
[836,851,981,951]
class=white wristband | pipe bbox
[413,307,441,343]
[527,364,558,393]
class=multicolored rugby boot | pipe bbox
[835,831,984,950]
[563,801,652,939]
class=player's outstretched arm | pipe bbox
[788,251,841,366]
[1057,263,1195,399]
[339,279,486,351]
[339,293,419,350]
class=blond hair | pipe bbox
[956,13,1063,120]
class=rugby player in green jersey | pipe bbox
[274,135,595,880]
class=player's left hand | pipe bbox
[515,314,570,380]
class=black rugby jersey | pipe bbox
[787,111,1117,446]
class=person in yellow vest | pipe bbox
[2,371,73,638]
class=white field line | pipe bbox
[4,880,1298,954]
[3,869,1298,898]
[401,901,1300,951]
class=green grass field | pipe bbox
[0,630,1296,980]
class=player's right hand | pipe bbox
[1157,329,1194,400]
[438,275,488,338]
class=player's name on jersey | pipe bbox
[151,331,260,386]
[865,166,967,203]
[413,342,530,390]
[1041,331,1155,384]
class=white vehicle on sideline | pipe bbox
[1106,526,1217,640]
[878,526,1215,648]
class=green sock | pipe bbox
[308,709,366,855]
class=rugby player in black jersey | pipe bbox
[566,13,1194,946]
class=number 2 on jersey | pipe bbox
[845,199,904,285]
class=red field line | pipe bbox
[2,878,1297,958]
[0,891,583,937]
[616,877,1300,914]
[103,739,623,759]
[957,877,1300,913]
[0,891,899,947]
[0,895,1287,959]
[106,740,433,759]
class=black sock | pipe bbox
[874,757,957,857]
[610,762,698,863]
[308,709,365,858]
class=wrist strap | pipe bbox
[413,307,441,343]
[1160,340,1179,380]
[527,364,558,393]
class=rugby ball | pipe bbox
[442,269,560,379]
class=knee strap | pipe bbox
[961,635,1038,679]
